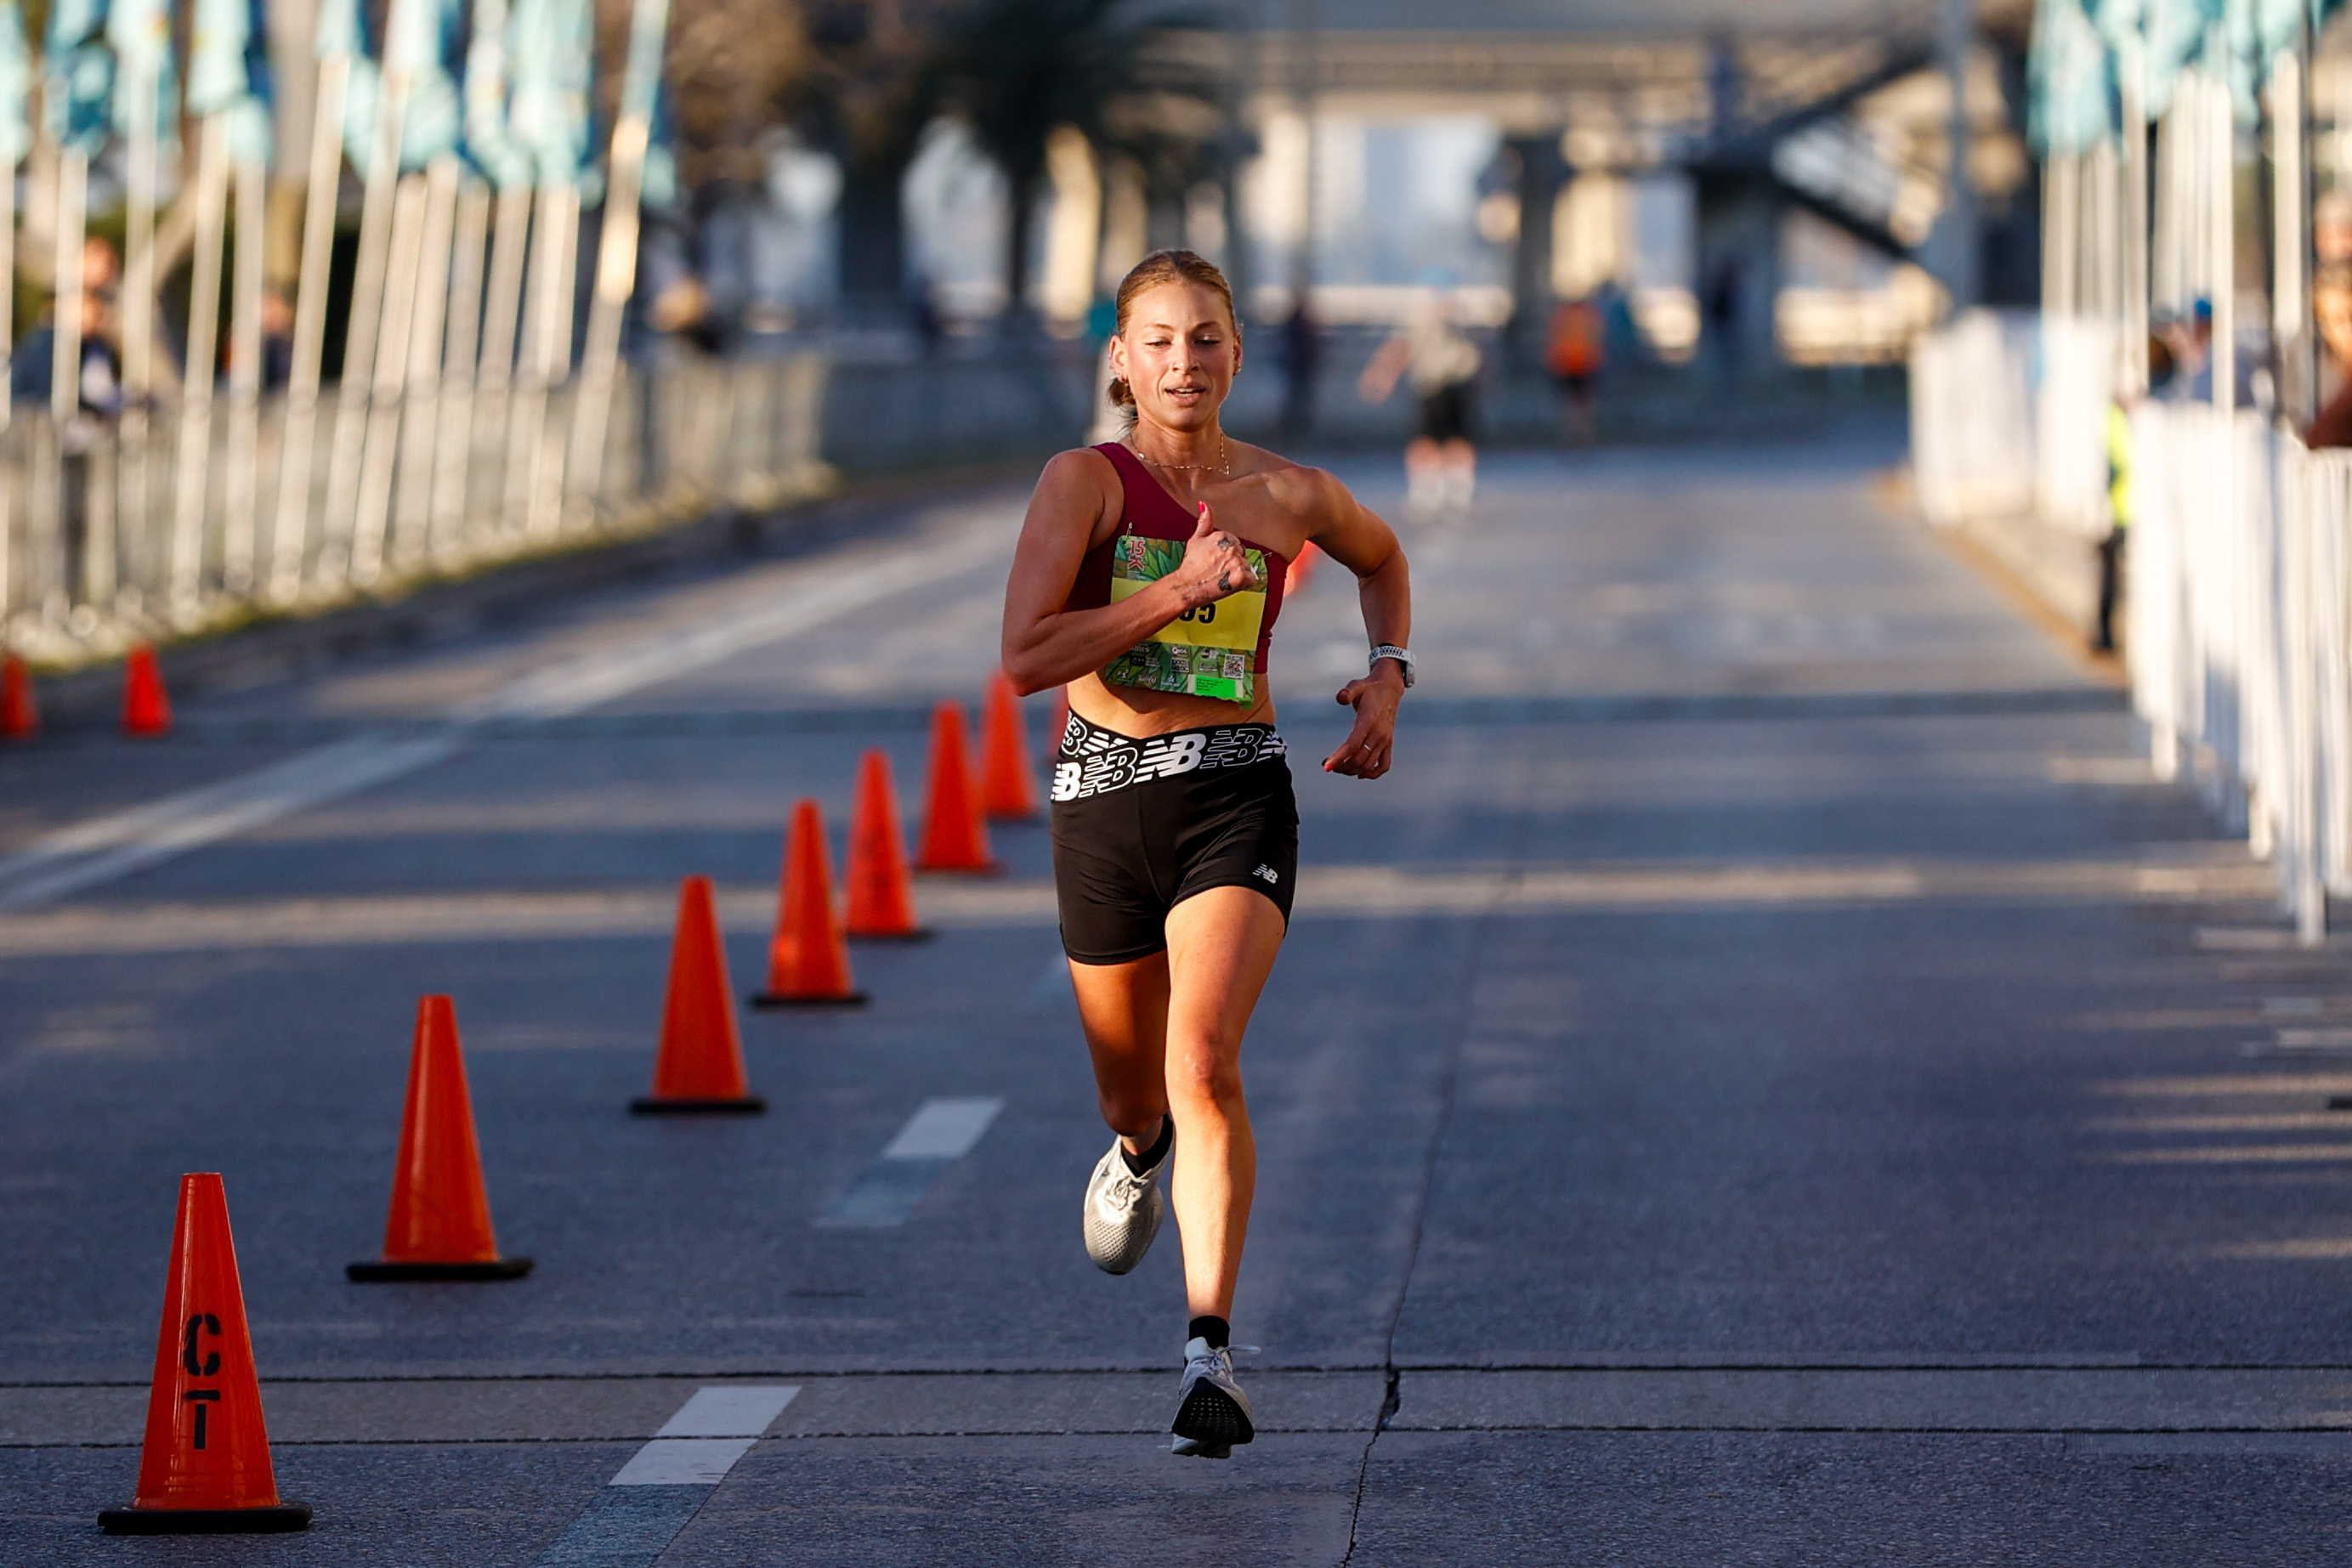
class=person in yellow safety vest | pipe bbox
[2096,398,2132,654]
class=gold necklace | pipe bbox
[1128,434,1230,478]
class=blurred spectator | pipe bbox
[1704,254,1741,375]
[1359,288,1482,521]
[2160,297,2213,403]
[2097,388,2134,653]
[1544,293,1605,444]
[2305,267,2352,449]
[1281,296,1320,439]
[14,236,125,416]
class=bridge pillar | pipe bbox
[1695,173,1783,374]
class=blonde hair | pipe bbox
[1106,249,1239,414]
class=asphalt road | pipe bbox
[4,426,2349,1565]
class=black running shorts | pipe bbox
[1049,711,1300,965]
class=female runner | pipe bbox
[1000,251,1413,1458]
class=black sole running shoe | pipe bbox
[1170,1336,1254,1458]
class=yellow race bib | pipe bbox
[1102,535,1267,704]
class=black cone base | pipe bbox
[100,1503,312,1535]
[346,1257,534,1282]
[630,1095,768,1115]
[750,990,869,1009]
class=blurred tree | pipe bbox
[936,0,1215,320]
[635,0,810,190]
[796,0,949,317]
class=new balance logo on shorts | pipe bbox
[1051,713,1287,802]
[1253,864,1279,884]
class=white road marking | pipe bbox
[818,1097,1006,1227]
[654,1386,801,1440]
[0,736,459,910]
[609,1438,760,1486]
[0,518,1009,910]
[534,1386,799,1565]
[880,1096,1005,1160]
[0,857,2287,956]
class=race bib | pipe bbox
[1102,535,1266,705]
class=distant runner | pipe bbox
[1001,250,1414,1458]
[1358,289,1482,520]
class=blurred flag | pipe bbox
[620,0,678,211]
[2030,0,2116,152]
[0,0,32,168]
[189,0,273,164]
[105,0,178,153]
[508,0,594,186]
[393,0,465,167]
[643,84,679,214]
[463,0,534,190]
[317,0,382,168]
[43,0,111,155]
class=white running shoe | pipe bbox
[1170,1337,1255,1458]
[1081,1123,1169,1275]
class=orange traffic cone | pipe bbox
[122,643,173,738]
[99,1175,310,1535]
[1285,540,1322,597]
[632,875,766,1113]
[980,671,1040,820]
[348,997,532,1282]
[1,653,36,739]
[752,800,867,1007]
[917,700,999,874]
[845,749,928,941]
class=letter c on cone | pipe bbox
[845,749,928,941]
[980,671,1040,820]
[917,701,999,873]
[348,997,532,1282]
[752,799,867,1006]
[122,644,173,738]
[99,1175,311,1534]
[633,875,766,1113]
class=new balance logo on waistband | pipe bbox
[1051,713,1286,802]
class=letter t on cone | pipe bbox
[752,800,867,1006]
[846,749,928,941]
[348,997,532,1282]
[2,653,37,740]
[918,700,999,873]
[122,644,173,738]
[980,671,1040,819]
[633,875,766,1113]
[99,1175,311,1534]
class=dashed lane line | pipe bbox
[0,856,2287,955]
[0,519,1009,911]
[818,1097,1005,1228]
[530,1386,797,1568]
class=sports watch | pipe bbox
[1369,644,1415,688]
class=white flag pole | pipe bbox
[349,168,428,583]
[170,112,230,623]
[320,0,417,588]
[222,152,266,595]
[566,0,673,526]
[269,50,349,603]
[429,175,490,558]
[392,152,459,570]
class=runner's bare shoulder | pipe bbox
[1248,453,1355,538]
[1029,447,1123,541]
